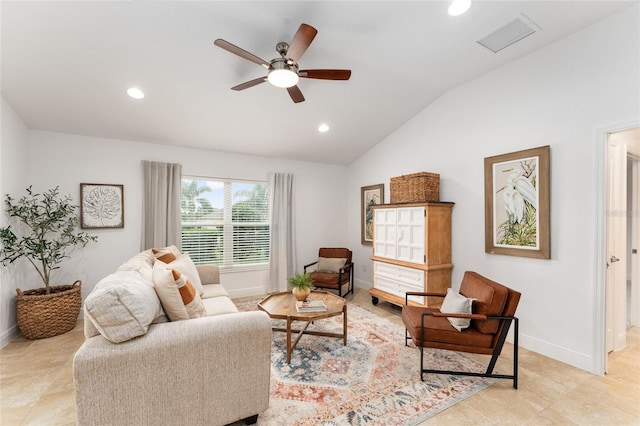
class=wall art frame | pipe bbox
[80,183,124,229]
[361,183,384,245]
[484,145,550,259]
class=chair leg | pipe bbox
[483,317,519,389]
[419,344,425,382]
[349,266,354,296]
[420,314,426,381]
[513,318,519,389]
[417,317,519,389]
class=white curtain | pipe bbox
[141,161,182,251]
[268,173,295,293]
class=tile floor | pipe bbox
[1,287,638,425]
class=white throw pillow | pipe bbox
[152,262,207,321]
[84,271,164,343]
[116,249,154,282]
[440,288,474,332]
[317,257,347,273]
[155,254,204,296]
[150,245,182,264]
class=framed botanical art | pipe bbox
[484,145,550,259]
[361,184,384,245]
[80,183,124,229]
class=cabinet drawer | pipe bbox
[372,275,425,304]
[373,262,424,285]
[373,261,425,304]
[373,275,402,296]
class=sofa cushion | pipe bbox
[402,305,495,350]
[84,270,164,343]
[317,257,347,273]
[202,296,239,316]
[195,264,220,285]
[309,271,350,288]
[116,249,154,282]
[84,313,100,338]
[152,262,207,321]
[118,249,153,268]
[439,288,474,331]
[201,284,229,299]
[460,271,509,334]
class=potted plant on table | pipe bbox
[288,271,313,302]
[0,186,97,339]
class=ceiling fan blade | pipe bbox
[299,69,352,80]
[286,24,317,63]
[287,85,305,103]
[231,77,267,91]
[214,39,269,68]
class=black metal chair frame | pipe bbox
[304,261,354,298]
[404,292,520,389]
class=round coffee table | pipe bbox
[257,290,347,363]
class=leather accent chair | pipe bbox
[401,271,521,388]
[304,248,354,297]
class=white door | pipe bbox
[631,158,640,327]
[396,207,425,264]
[606,135,628,353]
[373,208,397,259]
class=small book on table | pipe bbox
[296,300,327,312]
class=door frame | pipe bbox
[631,158,640,327]
[594,121,639,375]
[606,135,628,354]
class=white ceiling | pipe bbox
[1,1,636,165]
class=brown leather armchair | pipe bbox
[304,248,354,297]
[402,271,521,388]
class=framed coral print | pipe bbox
[361,184,384,245]
[80,183,124,229]
[484,146,550,259]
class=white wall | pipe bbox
[0,130,346,329]
[0,96,30,345]
[348,5,640,373]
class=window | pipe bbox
[181,177,269,267]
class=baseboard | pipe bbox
[227,285,268,299]
[354,279,371,290]
[519,333,594,373]
[0,324,20,349]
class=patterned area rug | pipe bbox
[236,300,496,426]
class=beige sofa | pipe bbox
[73,248,272,426]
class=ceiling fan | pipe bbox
[214,23,351,103]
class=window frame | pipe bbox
[181,175,270,271]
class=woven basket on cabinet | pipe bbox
[16,280,82,339]
[390,172,440,203]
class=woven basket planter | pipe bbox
[16,280,82,339]
[390,172,440,203]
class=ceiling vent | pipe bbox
[477,15,539,53]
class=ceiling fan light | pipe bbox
[267,69,299,88]
[448,0,471,16]
[127,87,145,99]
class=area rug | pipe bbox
[236,300,496,425]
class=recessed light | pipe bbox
[318,124,330,133]
[127,87,145,99]
[448,0,471,16]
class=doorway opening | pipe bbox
[602,126,640,374]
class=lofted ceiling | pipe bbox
[1,1,636,165]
